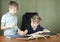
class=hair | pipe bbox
[8,1,18,9]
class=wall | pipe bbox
[55,0,60,33]
[0,0,1,19]
[37,0,56,34]
[0,0,2,35]
[0,0,11,35]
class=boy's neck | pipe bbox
[33,27,37,30]
[31,25,37,30]
[31,22,38,30]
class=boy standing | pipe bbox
[1,1,26,36]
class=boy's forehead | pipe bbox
[32,16,40,20]
[32,19,40,23]
[9,6,17,9]
[33,15,39,19]
[33,15,39,17]
[9,5,16,8]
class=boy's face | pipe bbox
[31,16,40,28]
[9,6,17,15]
[31,21,39,28]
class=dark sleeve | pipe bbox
[26,25,34,34]
[26,25,30,31]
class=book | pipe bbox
[5,31,51,40]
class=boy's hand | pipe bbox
[43,29,51,33]
[18,31,25,36]
[18,29,28,36]
[32,31,43,35]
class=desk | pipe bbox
[0,35,60,42]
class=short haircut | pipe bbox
[8,1,18,9]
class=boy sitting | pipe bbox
[25,15,51,35]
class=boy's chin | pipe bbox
[33,26,37,28]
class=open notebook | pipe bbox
[5,32,51,40]
[5,31,51,40]
[5,35,35,40]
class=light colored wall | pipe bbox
[37,0,56,34]
[0,0,1,35]
[0,0,1,18]
[0,0,11,35]
[55,0,60,33]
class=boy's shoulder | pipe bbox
[2,13,17,17]
[2,13,9,17]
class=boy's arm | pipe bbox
[42,29,51,33]
[1,23,16,30]
[31,29,51,35]
[17,28,28,36]
[1,15,17,30]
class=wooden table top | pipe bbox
[0,35,60,42]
